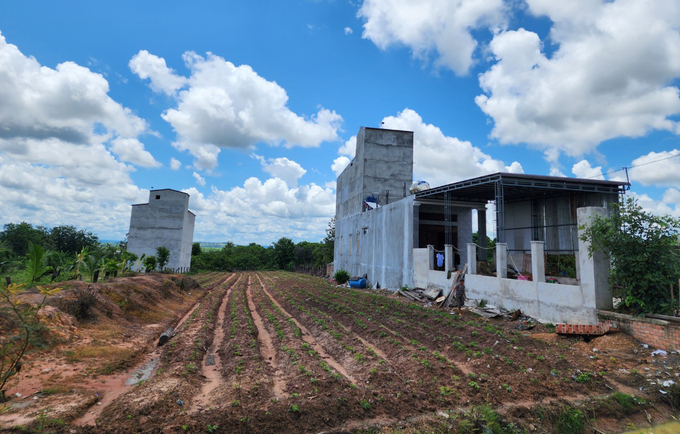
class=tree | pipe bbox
[0,282,61,402]
[273,237,296,271]
[144,255,158,272]
[156,246,170,271]
[0,223,51,257]
[580,198,680,314]
[49,225,98,255]
[192,242,202,256]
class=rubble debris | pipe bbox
[652,349,668,357]
[555,321,619,336]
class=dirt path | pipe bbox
[245,275,287,399]
[256,274,357,386]
[190,273,241,411]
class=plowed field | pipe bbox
[2,271,678,433]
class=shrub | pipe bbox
[553,407,585,434]
[334,269,350,285]
[60,286,98,320]
[580,198,680,314]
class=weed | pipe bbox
[290,404,300,413]
[553,407,584,434]
[612,392,635,411]
[503,384,512,392]
[231,399,240,407]
[440,386,454,396]
[360,399,371,410]
[469,381,480,390]
[574,372,593,383]
[206,424,219,433]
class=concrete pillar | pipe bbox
[577,207,612,309]
[496,243,507,278]
[467,244,477,275]
[445,244,454,271]
[531,241,545,283]
[477,209,487,261]
[413,203,420,248]
[428,244,435,271]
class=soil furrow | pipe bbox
[190,273,242,411]
[256,274,357,386]
[245,275,288,399]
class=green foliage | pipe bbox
[156,246,170,271]
[0,222,51,257]
[612,392,635,411]
[580,198,680,314]
[49,225,98,255]
[144,255,158,272]
[334,269,350,284]
[0,282,61,402]
[273,237,296,271]
[191,242,202,256]
[23,242,52,285]
[553,407,585,434]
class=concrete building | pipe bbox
[334,126,630,324]
[127,189,195,271]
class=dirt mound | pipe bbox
[573,332,639,353]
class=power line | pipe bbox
[581,151,680,180]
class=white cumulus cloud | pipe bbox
[0,32,151,239]
[170,157,182,170]
[571,160,603,180]
[252,154,307,187]
[344,27,353,35]
[476,0,680,160]
[183,178,335,244]
[130,50,343,171]
[110,137,160,168]
[129,50,188,96]
[381,109,523,187]
[629,150,680,187]
[358,0,507,75]
[193,172,206,186]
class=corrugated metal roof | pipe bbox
[415,172,629,204]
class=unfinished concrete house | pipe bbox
[334,127,629,324]
[127,189,195,272]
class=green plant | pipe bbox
[580,197,680,314]
[553,407,584,434]
[156,246,170,271]
[206,424,218,433]
[612,392,635,411]
[290,404,300,413]
[469,381,480,390]
[360,399,371,410]
[0,283,61,402]
[440,386,454,396]
[143,255,158,273]
[23,242,52,284]
[334,269,350,285]
[574,372,593,383]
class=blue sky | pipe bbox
[1,0,679,244]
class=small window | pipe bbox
[155,195,161,200]
[356,232,360,255]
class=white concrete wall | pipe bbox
[127,189,194,271]
[413,206,612,324]
[464,275,597,324]
[334,196,414,289]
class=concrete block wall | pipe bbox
[334,196,414,289]
[335,127,413,219]
[598,311,680,351]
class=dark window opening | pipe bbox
[155,195,161,200]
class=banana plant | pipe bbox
[74,247,89,280]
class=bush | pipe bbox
[553,407,585,434]
[334,269,350,285]
[580,198,680,314]
[60,286,98,320]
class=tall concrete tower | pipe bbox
[127,189,195,271]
